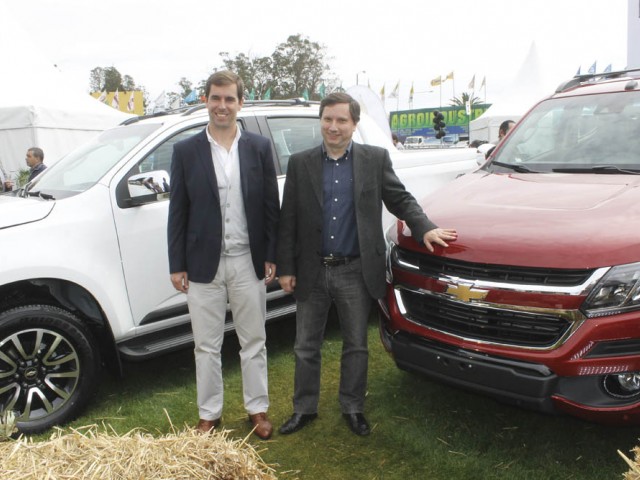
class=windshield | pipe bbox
[487,90,640,174]
[405,137,422,145]
[24,123,161,199]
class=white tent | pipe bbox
[470,43,561,144]
[0,5,132,179]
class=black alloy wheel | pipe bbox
[0,305,101,434]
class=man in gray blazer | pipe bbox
[277,92,457,436]
[168,71,279,440]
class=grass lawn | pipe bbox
[37,314,639,479]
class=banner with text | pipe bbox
[390,104,491,139]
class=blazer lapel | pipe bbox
[352,143,367,201]
[303,146,324,207]
[194,129,220,203]
[238,133,251,199]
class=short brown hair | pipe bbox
[320,92,360,123]
[28,147,44,161]
[204,70,244,100]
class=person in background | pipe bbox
[392,133,405,150]
[26,147,46,182]
[485,120,516,158]
[167,70,279,440]
[276,92,457,437]
[0,162,13,192]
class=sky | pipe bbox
[3,0,630,112]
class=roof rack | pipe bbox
[242,98,319,107]
[555,67,640,93]
[119,97,320,125]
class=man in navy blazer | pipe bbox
[277,92,457,436]
[167,71,279,440]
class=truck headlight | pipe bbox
[582,263,640,317]
[385,238,396,284]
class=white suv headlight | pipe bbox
[583,263,640,317]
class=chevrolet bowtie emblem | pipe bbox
[446,283,489,302]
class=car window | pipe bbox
[138,124,205,173]
[494,91,640,171]
[25,123,161,200]
[266,117,321,174]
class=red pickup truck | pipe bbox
[379,68,640,425]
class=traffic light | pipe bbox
[433,111,446,139]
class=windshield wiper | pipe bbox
[552,165,640,175]
[27,190,56,200]
[490,160,538,173]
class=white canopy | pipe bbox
[0,4,132,179]
[470,43,561,144]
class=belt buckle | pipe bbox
[322,256,342,267]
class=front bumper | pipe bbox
[378,306,640,425]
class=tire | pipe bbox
[0,305,101,434]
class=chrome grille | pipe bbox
[395,248,595,286]
[399,288,571,348]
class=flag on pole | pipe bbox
[480,76,486,89]
[302,88,309,101]
[389,81,399,98]
[127,92,135,112]
[603,64,612,73]
[409,82,414,103]
[263,87,271,100]
[170,95,181,110]
[430,76,442,87]
[318,83,326,99]
[445,71,454,81]
[97,90,107,103]
[111,89,120,109]
[379,84,385,102]
[468,75,475,90]
[588,61,597,74]
[248,88,255,100]
[184,90,198,104]
[154,90,166,109]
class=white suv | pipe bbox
[0,100,477,433]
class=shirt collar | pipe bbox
[322,141,353,162]
[205,124,241,147]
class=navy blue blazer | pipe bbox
[167,128,279,283]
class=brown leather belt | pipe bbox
[320,256,359,267]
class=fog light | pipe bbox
[603,372,640,399]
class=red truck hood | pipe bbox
[397,172,640,269]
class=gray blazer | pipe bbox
[277,142,436,301]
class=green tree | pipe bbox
[219,52,274,100]
[122,75,136,91]
[178,77,193,98]
[450,91,482,108]
[89,66,142,93]
[271,34,329,99]
[218,34,336,100]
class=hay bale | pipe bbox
[0,424,277,480]
[0,410,17,441]
[620,447,640,480]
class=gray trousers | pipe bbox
[292,258,373,414]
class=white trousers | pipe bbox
[187,253,269,420]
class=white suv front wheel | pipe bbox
[0,305,101,434]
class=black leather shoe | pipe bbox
[278,413,318,434]
[343,413,370,436]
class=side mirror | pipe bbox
[476,143,495,165]
[127,170,170,205]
